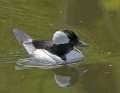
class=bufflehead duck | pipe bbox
[13,29,87,69]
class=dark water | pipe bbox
[0,0,120,93]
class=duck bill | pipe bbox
[76,40,88,48]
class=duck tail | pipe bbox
[13,28,36,55]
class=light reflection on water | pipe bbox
[52,63,114,89]
[0,50,114,90]
[12,56,115,90]
[0,49,117,93]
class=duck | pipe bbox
[13,28,87,69]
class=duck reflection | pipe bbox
[53,66,79,87]
[53,62,115,92]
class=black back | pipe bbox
[32,40,53,50]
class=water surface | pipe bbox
[0,0,120,93]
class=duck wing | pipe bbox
[13,28,32,43]
[13,29,53,55]
[13,29,36,55]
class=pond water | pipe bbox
[0,0,120,93]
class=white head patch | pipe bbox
[52,31,70,45]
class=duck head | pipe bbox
[52,29,88,48]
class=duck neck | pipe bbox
[49,44,73,60]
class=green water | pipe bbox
[0,0,120,93]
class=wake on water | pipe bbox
[15,57,80,70]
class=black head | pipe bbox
[63,29,79,46]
